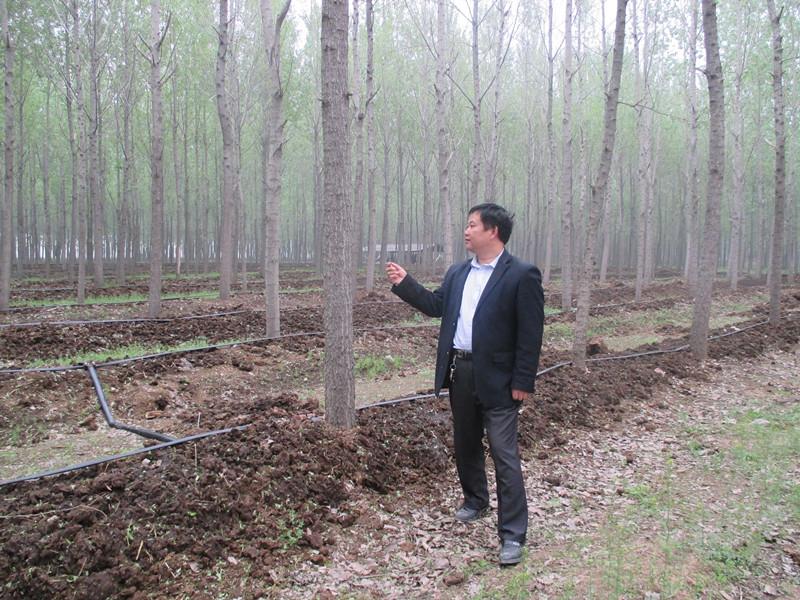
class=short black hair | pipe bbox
[468,202,514,244]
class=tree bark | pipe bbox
[0,0,13,310]
[573,0,628,370]
[89,0,104,287]
[683,0,700,291]
[321,0,356,428]
[560,0,574,310]
[689,0,725,360]
[542,0,556,285]
[216,0,235,300]
[469,0,482,205]
[70,0,88,304]
[351,0,364,287]
[766,0,785,324]
[260,0,291,337]
[364,0,377,291]
[146,0,167,318]
[435,0,454,270]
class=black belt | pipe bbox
[453,349,472,360]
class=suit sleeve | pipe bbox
[390,268,451,318]
[512,265,545,392]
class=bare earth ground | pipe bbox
[1,279,799,600]
[271,350,800,600]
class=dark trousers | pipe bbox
[449,355,528,543]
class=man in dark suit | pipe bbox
[386,203,544,566]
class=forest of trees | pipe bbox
[0,0,797,315]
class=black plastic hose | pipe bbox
[86,364,175,443]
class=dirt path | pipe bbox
[271,350,800,599]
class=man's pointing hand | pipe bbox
[385,262,407,285]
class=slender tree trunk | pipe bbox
[260,0,291,337]
[0,0,13,310]
[542,0,556,285]
[89,0,104,287]
[321,0,356,428]
[351,0,365,287]
[216,0,235,300]
[560,0,574,310]
[573,0,628,370]
[43,85,52,278]
[436,0,454,269]
[690,0,725,360]
[729,68,746,290]
[683,0,700,291]
[379,131,390,267]
[469,0,482,205]
[483,0,507,203]
[147,0,167,318]
[70,0,88,304]
[171,75,183,279]
[767,0,785,324]
[364,0,377,291]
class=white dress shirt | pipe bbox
[452,251,503,351]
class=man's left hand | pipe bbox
[512,389,532,401]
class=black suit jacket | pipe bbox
[391,249,544,408]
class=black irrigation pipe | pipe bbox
[0,425,250,488]
[86,364,175,443]
[0,316,791,487]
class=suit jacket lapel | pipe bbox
[474,250,511,318]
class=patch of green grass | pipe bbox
[276,509,305,551]
[355,354,406,379]
[397,313,440,327]
[280,286,322,295]
[10,290,218,308]
[471,563,532,600]
[25,337,213,368]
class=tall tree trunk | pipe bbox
[469,0,482,205]
[147,0,168,318]
[216,0,235,300]
[70,0,88,304]
[766,0,785,324]
[171,74,183,279]
[321,0,356,428]
[683,0,700,291]
[483,0,507,203]
[729,56,746,290]
[689,0,725,360]
[260,0,291,337]
[364,0,377,291]
[351,0,365,288]
[117,3,134,285]
[43,85,52,278]
[573,0,628,370]
[542,0,556,284]
[89,0,104,287]
[0,0,13,310]
[379,131,390,267]
[435,0,454,269]
[560,0,574,310]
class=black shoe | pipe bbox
[499,540,523,566]
[454,504,489,522]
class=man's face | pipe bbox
[464,211,497,253]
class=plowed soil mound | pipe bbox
[2,317,798,599]
[0,303,415,366]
